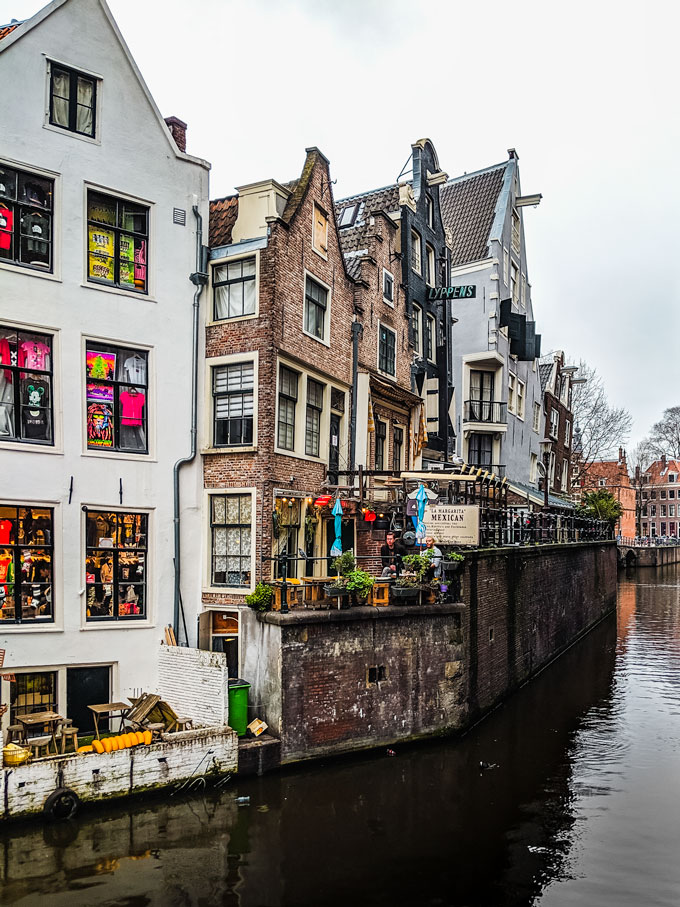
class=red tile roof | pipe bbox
[0,23,19,41]
[642,458,680,485]
[209,195,238,247]
[584,459,631,489]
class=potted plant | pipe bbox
[324,551,356,607]
[244,582,274,612]
[391,574,420,604]
[344,568,374,605]
[441,550,465,576]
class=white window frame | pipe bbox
[564,418,571,448]
[549,408,559,439]
[377,322,397,379]
[426,195,434,229]
[382,268,394,306]
[302,270,331,347]
[204,488,257,595]
[82,181,155,302]
[209,250,259,325]
[508,374,516,414]
[502,246,509,287]
[530,453,538,483]
[203,350,259,453]
[411,229,422,275]
[426,244,435,288]
[516,378,525,419]
[44,58,102,145]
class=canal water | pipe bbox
[2,567,680,906]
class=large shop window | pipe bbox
[211,494,252,588]
[305,378,324,457]
[378,325,396,377]
[0,505,54,624]
[277,366,298,450]
[304,276,327,340]
[10,671,57,726]
[85,510,147,620]
[87,191,148,293]
[0,165,53,271]
[213,361,254,446]
[49,63,97,137]
[0,326,53,444]
[213,257,255,320]
[85,342,148,452]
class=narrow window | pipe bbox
[85,510,148,620]
[313,204,328,255]
[213,361,254,446]
[549,408,559,438]
[49,63,97,137]
[85,342,148,452]
[278,366,298,450]
[375,420,386,470]
[412,305,422,354]
[469,433,493,468]
[378,325,396,376]
[411,229,421,274]
[393,426,403,470]
[305,378,324,457]
[511,210,521,254]
[426,195,434,228]
[87,191,148,294]
[383,269,394,304]
[516,379,525,419]
[427,314,436,363]
[0,165,53,272]
[426,244,435,287]
[213,257,256,320]
[210,494,252,588]
[0,326,54,444]
[508,375,516,414]
[0,505,54,624]
[338,205,357,228]
[304,275,328,340]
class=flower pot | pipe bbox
[391,586,420,604]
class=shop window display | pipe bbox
[0,505,54,623]
[87,190,148,294]
[85,510,147,620]
[0,325,54,444]
[0,165,53,271]
[10,671,57,725]
[85,341,148,452]
[210,495,251,587]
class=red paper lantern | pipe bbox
[365,511,377,522]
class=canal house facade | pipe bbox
[0,0,209,736]
[439,150,544,490]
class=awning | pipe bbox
[507,479,576,511]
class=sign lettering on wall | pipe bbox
[423,504,480,546]
[428,286,476,301]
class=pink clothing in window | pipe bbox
[19,340,50,370]
[120,390,145,426]
[0,520,12,544]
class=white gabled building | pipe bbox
[0,0,209,736]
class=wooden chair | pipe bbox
[6,724,25,745]
[28,735,53,758]
[59,723,79,754]
[124,693,161,732]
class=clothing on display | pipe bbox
[123,354,146,385]
[0,507,53,622]
[18,339,50,370]
[119,389,145,426]
[0,519,13,544]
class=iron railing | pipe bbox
[464,400,507,423]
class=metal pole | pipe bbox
[349,321,362,472]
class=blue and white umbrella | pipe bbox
[415,483,428,541]
[330,497,343,556]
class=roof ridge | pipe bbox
[209,192,238,205]
[445,161,507,187]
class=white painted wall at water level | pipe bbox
[0,0,210,727]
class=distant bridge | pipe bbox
[617,542,680,568]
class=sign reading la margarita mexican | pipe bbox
[423,504,480,546]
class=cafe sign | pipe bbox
[427,286,476,301]
[423,504,479,546]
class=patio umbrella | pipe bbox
[330,497,343,557]
[415,482,427,542]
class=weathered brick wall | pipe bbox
[157,645,228,726]
[464,541,617,719]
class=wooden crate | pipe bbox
[369,581,391,607]
[272,582,304,611]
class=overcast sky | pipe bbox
[5,0,678,447]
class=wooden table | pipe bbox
[88,701,130,739]
[300,576,335,604]
[16,711,63,754]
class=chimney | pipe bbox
[662,454,667,468]
[164,116,187,153]
[618,447,623,462]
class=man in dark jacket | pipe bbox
[380,531,406,577]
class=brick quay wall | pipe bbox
[241,541,617,764]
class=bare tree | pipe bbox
[647,407,680,459]
[570,359,632,478]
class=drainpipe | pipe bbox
[349,320,363,472]
[173,206,208,644]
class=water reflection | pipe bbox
[4,568,680,906]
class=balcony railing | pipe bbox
[467,463,506,477]
[464,400,507,424]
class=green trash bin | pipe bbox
[228,678,251,737]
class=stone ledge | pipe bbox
[258,602,466,626]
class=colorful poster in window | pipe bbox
[86,382,113,404]
[87,401,114,448]
[119,233,134,286]
[86,349,116,381]
[88,226,114,282]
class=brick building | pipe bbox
[202,148,360,671]
[583,450,636,538]
[638,456,680,539]
[335,139,454,466]
[538,350,578,497]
